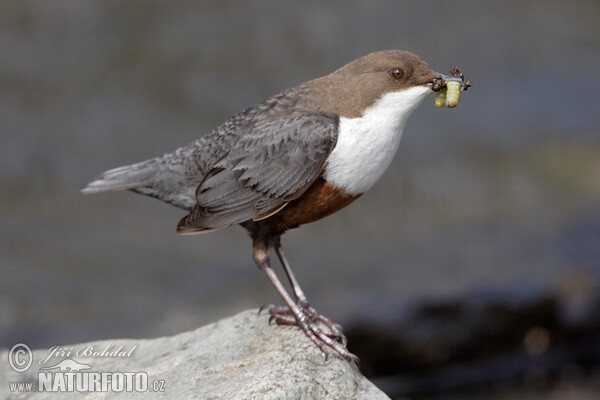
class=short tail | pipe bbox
[81,159,158,194]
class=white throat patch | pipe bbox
[324,86,431,195]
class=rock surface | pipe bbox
[0,309,389,399]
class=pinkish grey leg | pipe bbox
[273,241,347,344]
[256,240,350,350]
[253,242,358,363]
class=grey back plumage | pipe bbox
[84,84,339,231]
[178,112,338,232]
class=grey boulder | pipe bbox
[1,309,389,399]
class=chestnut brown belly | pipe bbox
[242,178,361,240]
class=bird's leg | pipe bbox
[274,238,307,304]
[270,241,347,345]
[252,241,357,362]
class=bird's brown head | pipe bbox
[311,50,442,118]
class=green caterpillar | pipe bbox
[434,81,461,108]
[434,88,447,107]
[445,81,461,108]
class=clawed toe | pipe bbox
[269,314,296,326]
[260,302,357,362]
[259,304,291,316]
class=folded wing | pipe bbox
[177,113,338,233]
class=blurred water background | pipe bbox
[1,0,599,398]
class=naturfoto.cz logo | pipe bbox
[7,343,165,394]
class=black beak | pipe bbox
[430,66,472,92]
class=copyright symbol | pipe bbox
[8,343,32,372]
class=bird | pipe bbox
[82,50,468,362]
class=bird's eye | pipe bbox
[390,68,404,80]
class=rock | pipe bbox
[1,309,389,399]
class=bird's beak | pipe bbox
[430,66,472,92]
[429,66,472,108]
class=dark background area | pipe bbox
[1,1,599,398]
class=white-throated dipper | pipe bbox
[83,50,470,362]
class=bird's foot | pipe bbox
[259,302,357,363]
[260,303,347,345]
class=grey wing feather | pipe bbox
[178,113,338,232]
